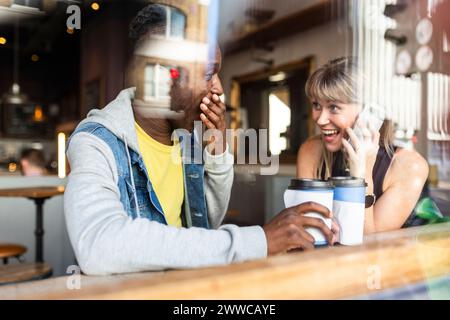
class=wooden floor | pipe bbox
[0,222,449,299]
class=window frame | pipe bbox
[151,5,186,40]
[144,63,172,102]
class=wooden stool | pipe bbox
[0,244,27,264]
[0,263,52,286]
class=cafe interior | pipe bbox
[0,0,449,299]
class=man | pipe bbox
[65,4,334,275]
[20,148,48,176]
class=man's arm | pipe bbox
[203,144,234,229]
[199,93,234,228]
[65,132,266,275]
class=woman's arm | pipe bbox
[296,136,322,178]
[366,149,429,233]
[342,125,428,233]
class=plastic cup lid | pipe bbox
[329,176,367,187]
[288,179,334,190]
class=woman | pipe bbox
[297,57,429,233]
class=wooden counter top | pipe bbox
[0,186,65,199]
[0,222,449,299]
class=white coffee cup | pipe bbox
[283,179,334,246]
[329,177,366,245]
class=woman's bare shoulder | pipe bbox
[298,135,322,154]
[297,135,322,178]
[390,148,429,181]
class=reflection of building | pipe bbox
[78,0,209,116]
[132,1,210,111]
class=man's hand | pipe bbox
[263,202,335,255]
[331,218,340,244]
[200,94,227,155]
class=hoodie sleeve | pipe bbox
[65,133,267,275]
[203,144,234,229]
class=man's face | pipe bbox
[169,48,224,131]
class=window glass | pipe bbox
[157,65,171,98]
[144,65,155,100]
[170,8,186,39]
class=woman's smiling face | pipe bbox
[311,99,360,152]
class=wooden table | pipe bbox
[0,263,52,285]
[0,222,448,299]
[0,186,65,263]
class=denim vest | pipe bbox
[71,122,210,229]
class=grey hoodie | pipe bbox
[64,88,267,275]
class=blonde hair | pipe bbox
[305,57,394,179]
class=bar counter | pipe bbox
[0,222,449,299]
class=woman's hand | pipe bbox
[200,94,227,155]
[341,121,380,179]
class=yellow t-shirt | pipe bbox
[135,122,183,227]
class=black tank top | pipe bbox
[372,147,397,199]
[320,146,425,227]
[320,146,396,200]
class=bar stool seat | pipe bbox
[0,262,52,286]
[0,244,27,264]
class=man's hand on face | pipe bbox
[263,202,335,255]
[200,93,227,155]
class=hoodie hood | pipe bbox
[75,87,141,154]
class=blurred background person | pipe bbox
[19,148,48,177]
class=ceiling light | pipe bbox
[33,105,44,122]
[2,22,29,105]
[269,72,287,82]
[3,83,29,105]
[91,2,100,11]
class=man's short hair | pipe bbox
[20,148,46,169]
[129,3,167,50]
